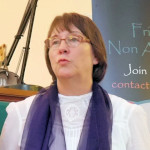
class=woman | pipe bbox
[0,12,150,150]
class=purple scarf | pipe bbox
[21,82,112,150]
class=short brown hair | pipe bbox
[45,12,107,83]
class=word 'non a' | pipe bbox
[108,40,150,56]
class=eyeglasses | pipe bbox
[45,33,90,50]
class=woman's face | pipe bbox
[49,25,98,81]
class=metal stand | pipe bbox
[1,0,43,91]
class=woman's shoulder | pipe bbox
[108,94,133,108]
[6,95,36,118]
[108,94,145,121]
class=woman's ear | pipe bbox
[93,56,99,65]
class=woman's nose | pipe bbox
[58,40,69,54]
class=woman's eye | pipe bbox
[69,37,79,42]
[51,39,60,45]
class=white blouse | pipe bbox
[0,94,150,150]
[58,92,92,150]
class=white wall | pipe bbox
[0,0,92,87]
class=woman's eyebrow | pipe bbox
[50,31,83,38]
[50,34,59,38]
[70,31,82,34]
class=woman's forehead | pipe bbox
[50,24,81,36]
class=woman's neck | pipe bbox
[57,78,93,96]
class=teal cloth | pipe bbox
[0,101,9,135]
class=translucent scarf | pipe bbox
[21,82,112,150]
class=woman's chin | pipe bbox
[56,71,74,79]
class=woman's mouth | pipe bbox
[58,59,70,65]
